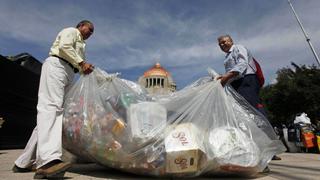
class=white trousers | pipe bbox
[15,56,75,168]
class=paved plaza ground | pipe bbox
[1,149,319,180]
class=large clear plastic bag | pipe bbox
[62,68,286,177]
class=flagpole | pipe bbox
[287,0,320,66]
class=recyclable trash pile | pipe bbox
[62,68,286,177]
[283,113,320,153]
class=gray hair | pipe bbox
[76,20,93,28]
[217,34,233,42]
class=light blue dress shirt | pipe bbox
[224,44,256,81]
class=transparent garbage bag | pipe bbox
[62,68,286,177]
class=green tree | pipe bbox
[260,63,320,126]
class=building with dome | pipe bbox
[138,62,176,95]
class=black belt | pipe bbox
[51,55,79,73]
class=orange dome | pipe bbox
[143,63,170,77]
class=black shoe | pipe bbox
[272,155,282,160]
[12,164,35,173]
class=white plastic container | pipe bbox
[127,102,167,141]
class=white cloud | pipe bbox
[1,0,319,88]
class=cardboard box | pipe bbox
[164,123,206,174]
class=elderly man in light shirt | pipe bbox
[12,20,94,179]
[217,34,263,114]
[217,35,282,169]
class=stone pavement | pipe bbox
[1,149,319,180]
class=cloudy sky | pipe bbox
[1,0,319,89]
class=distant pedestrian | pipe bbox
[12,20,95,179]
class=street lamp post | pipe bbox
[287,0,320,66]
